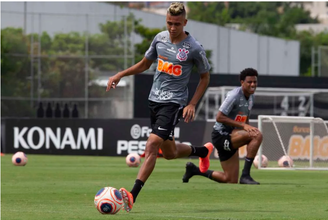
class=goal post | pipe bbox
[257,115,328,170]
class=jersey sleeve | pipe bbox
[219,92,237,116]
[247,95,254,118]
[144,33,159,61]
[193,46,211,74]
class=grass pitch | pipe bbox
[2,154,328,220]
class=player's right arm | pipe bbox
[216,111,259,137]
[216,111,244,129]
[106,57,153,91]
[216,90,259,136]
[107,32,160,92]
[216,94,245,128]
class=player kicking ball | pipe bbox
[106,2,213,212]
[182,68,262,185]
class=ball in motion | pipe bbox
[12,151,28,166]
[278,155,294,167]
[94,187,123,214]
[253,154,268,168]
[126,153,141,167]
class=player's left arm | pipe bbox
[245,109,260,137]
[183,46,211,123]
[183,72,210,123]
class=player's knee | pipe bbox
[144,147,159,158]
[250,131,263,143]
[145,144,161,158]
[256,131,263,142]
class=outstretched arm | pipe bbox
[183,72,210,123]
[106,57,154,91]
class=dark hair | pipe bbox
[240,68,258,81]
[167,2,186,17]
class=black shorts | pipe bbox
[211,129,237,162]
[149,101,184,141]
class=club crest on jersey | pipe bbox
[176,48,189,61]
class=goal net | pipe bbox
[257,115,328,170]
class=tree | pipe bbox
[1,14,214,117]
[186,2,323,76]
[1,14,136,117]
[188,2,230,26]
[1,28,30,97]
[297,30,328,76]
[1,28,33,116]
[134,23,164,63]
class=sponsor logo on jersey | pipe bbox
[182,42,191,49]
[176,48,189,61]
[157,58,182,76]
[154,88,174,100]
[235,114,247,123]
[167,47,176,53]
[239,101,249,108]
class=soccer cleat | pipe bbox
[199,142,214,173]
[182,162,198,183]
[239,175,260,185]
[119,188,134,212]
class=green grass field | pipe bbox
[2,154,328,220]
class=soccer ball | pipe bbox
[12,151,28,166]
[278,155,294,167]
[94,187,123,214]
[126,153,141,167]
[253,154,268,168]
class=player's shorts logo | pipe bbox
[176,48,189,61]
[223,139,231,151]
